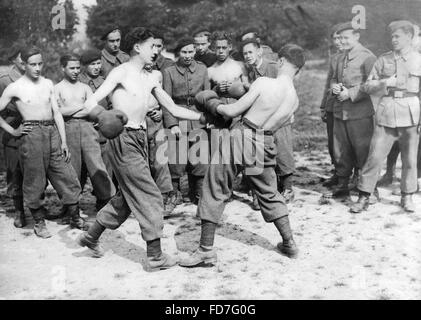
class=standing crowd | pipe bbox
[0,19,419,271]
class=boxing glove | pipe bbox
[227,79,246,98]
[195,90,223,116]
[89,105,128,139]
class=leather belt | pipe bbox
[22,120,55,126]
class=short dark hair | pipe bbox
[211,31,232,45]
[60,54,80,67]
[124,27,154,52]
[153,31,165,42]
[21,46,42,63]
[194,29,211,41]
[278,44,305,72]
[240,28,260,40]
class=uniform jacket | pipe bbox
[154,54,175,71]
[100,48,130,78]
[331,43,376,120]
[78,72,110,109]
[0,65,22,147]
[321,52,342,113]
[247,58,278,83]
[162,60,210,131]
[364,49,421,127]
[195,49,217,68]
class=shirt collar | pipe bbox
[347,43,364,60]
[394,47,413,61]
[255,58,266,75]
[9,65,23,81]
[176,60,197,74]
[102,48,126,64]
[79,72,103,88]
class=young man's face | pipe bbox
[134,37,157,65]
[332,32,343,51]
[105,30,121,54]
[215,39,231,62]
[194,35,210,55]
[153,38,164,55]
[242,43,261,66]
[63,60,81,82]
[25,54,43,79]
[12,53,26,73]
[339,29,359,50]
[179,44,195,66]
[391,29,413,52]
[86,59,102,77]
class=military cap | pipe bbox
[241,38,260,50]
[193,28,211,38]
[7,45,22,62]
[336,21,358,34]
[100,26,122,41]
[330,23,345,37]
[388,20,415,35]
[240,28,260,39]
[174,37,195,53]
[80,49,102,65]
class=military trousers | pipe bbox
[333,116,373,178]
[358,125,420,194]
[197,118,289,224]
[96,128,164,241]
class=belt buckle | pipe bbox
[394,91,403,98]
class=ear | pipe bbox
[133,43,142,54]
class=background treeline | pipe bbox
[1,0,421,82]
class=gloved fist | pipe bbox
[89,105,128,139]
[227,79,246,98]
[195,90,224,116]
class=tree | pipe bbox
[0,0,78,81]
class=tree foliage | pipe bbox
[0,0,78,81]
[86,0,421,57]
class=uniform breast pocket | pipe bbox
[383,63,396,77]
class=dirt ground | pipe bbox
[0,66,420,300]
[0,148,420,300]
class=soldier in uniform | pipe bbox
[144,63,174,216]
[162,38,211,206]
[320,24,345,188]
[351,21,421,213]
[79,49,115,187]
[193,29,217,67]
[330,22,377,198]
[0,47,25,227]
[240,28,278,62]
[100,27,130,78]
[242,38,296,206]
[151,32,174,72]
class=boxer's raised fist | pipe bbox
[89,106,128,139]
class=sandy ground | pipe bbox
[0,148,420,300]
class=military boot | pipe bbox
[350,193,370,213]
[30,207,52,239]
[322,174,339,187]
[250,191,260,210]
[95,198,111,211]
[68,204,90,230]
[12,196,26,228]
[164,191,177,218]
[277,239,299,258]
[76,232,104,258]
[179,247,217,268]
[331,177,350,198]
[401,193,415,213]
[147,253,178,272]
[377,172,394,187]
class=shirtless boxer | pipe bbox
[76,27,207,271]
[208,31,249,104]
[179,44,305,268]
[55,54,115,217]
[0,46,87,238]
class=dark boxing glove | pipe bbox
[195,90,223,116]
[227,79,246,98]
[89,105,128,139]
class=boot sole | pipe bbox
[277,244,298,259]
[76,235,104,258]
[179,257,217,268]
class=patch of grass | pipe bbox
[114,273,126,279]
[334,281,347,287]
[384,222,397,229]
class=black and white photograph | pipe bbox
[0,0,420,302]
